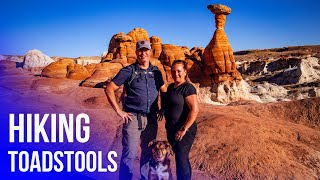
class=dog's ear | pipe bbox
[148,139,157,148]
[164,141,174,156]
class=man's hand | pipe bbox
[156,109,164,121]
[117,110,133,124]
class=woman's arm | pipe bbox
[175,94,199,141]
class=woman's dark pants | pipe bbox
[167,123,197,180]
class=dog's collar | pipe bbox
[151,158,165,169]
[150,157,169,170]
[150,158,159,169]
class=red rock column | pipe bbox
[150,36,162,59]
[202,4,241,83]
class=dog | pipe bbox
[148,140,173,180]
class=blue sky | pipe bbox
[1,0,319,57]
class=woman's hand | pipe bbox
[175,129,187,141]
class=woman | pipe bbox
[164,60,199,180]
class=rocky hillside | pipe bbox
[235,45,320,102]
[234,45,320,62]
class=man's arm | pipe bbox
[105,81,132,123]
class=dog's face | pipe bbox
[148,140,173,162]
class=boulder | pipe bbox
[67,64,90,80]
[251,82,289,102]
[207,4,231,15]
[81,62,122,87]
[198,80,262,104]
[270,57,320,85]
[41,58,74,78]
[23,49,55,75]
[238,60,268,75]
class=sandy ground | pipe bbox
[1,71,319,179]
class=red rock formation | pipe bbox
[151,59,169,84]
[102,28,150,64]
[67,64,90,80]
[41,58,74,78]
[84,63,98,76]
[181,46,191,57]
[202,4,242,83]
[102,32,134,63]
[190,47,204,61]
[127,28,149,43]
[162,65,174,84]
[109,58,130,67]
[185,59,202,83]
[159,44,186,66]
[81,62,122,87]
[150,36,162,59]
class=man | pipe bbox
[105,40,165,180]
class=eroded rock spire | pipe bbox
[202,4,242,83]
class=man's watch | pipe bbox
[180,126,188,132]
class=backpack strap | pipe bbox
[152,66,162,90]
[128,64,138,86]
[119,64,138,103]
